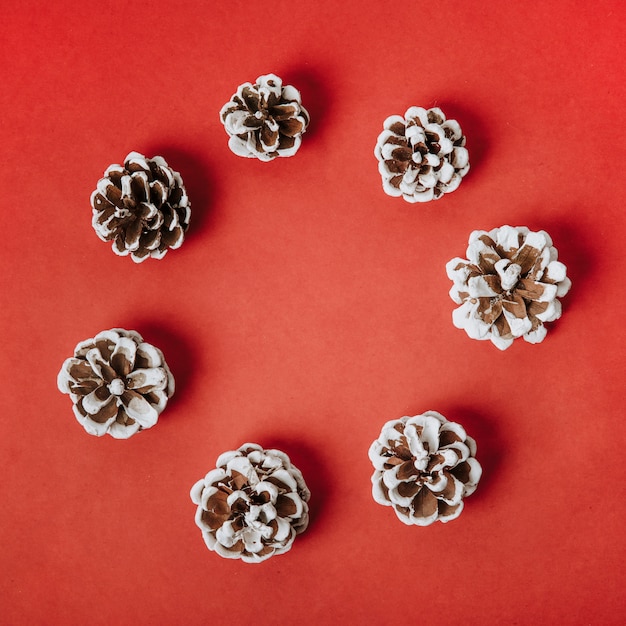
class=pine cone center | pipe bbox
[108,378,126,396]
[495,259,522,292]
[384,435,436,483]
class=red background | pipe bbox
[1,1,625,624]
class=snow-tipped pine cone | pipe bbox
[220,74,310,161]
[369,412,482,526]
[374,107,469,202]
[447,226,572,350]
[91,152,191,262]
[57,329,175,438]
[190,444,310,563]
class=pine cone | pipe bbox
[190,444,310,563]
[57,329,175,439]
[446,226,572,350]
[91,152,191,263]
[220,74,310,161]
[374,107,469,202]
[369,412,482,526]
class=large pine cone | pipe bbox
[57,329,175,439]
[374,107,469,202]
[369,412,482,526]
[190,444,310,563]
[220,74,310,161]
[91,152,191,263]
[446,226,572,350]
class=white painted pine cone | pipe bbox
[57,329,175,438]
[369,411,482,526]
[374,107,469,202]
[190,444,310,563]
[220,74,310,161]
[91,152,191,263]
[446,226,572,350]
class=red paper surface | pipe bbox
[1,1,625,624]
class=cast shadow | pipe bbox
[143,142,219,241]
[281,63,334,143]
[249,434,333,534]
[128,320,202,414]
[430,98,491,174]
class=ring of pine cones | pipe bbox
[57,329,175,439]
[374,106,469,202]
[61,76,578,557]
[91,152,191,263]
[447,225,571,350]
[190,444,310,563]
[369,411,482,526]
[220,74,310,161]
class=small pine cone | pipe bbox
[374,107,469,203]
[57,329,175,439]
[91,152,191,263]
[369,412,482,526]
[446,225,572,350]
[220,74,310,161]
[190,444,311,563]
